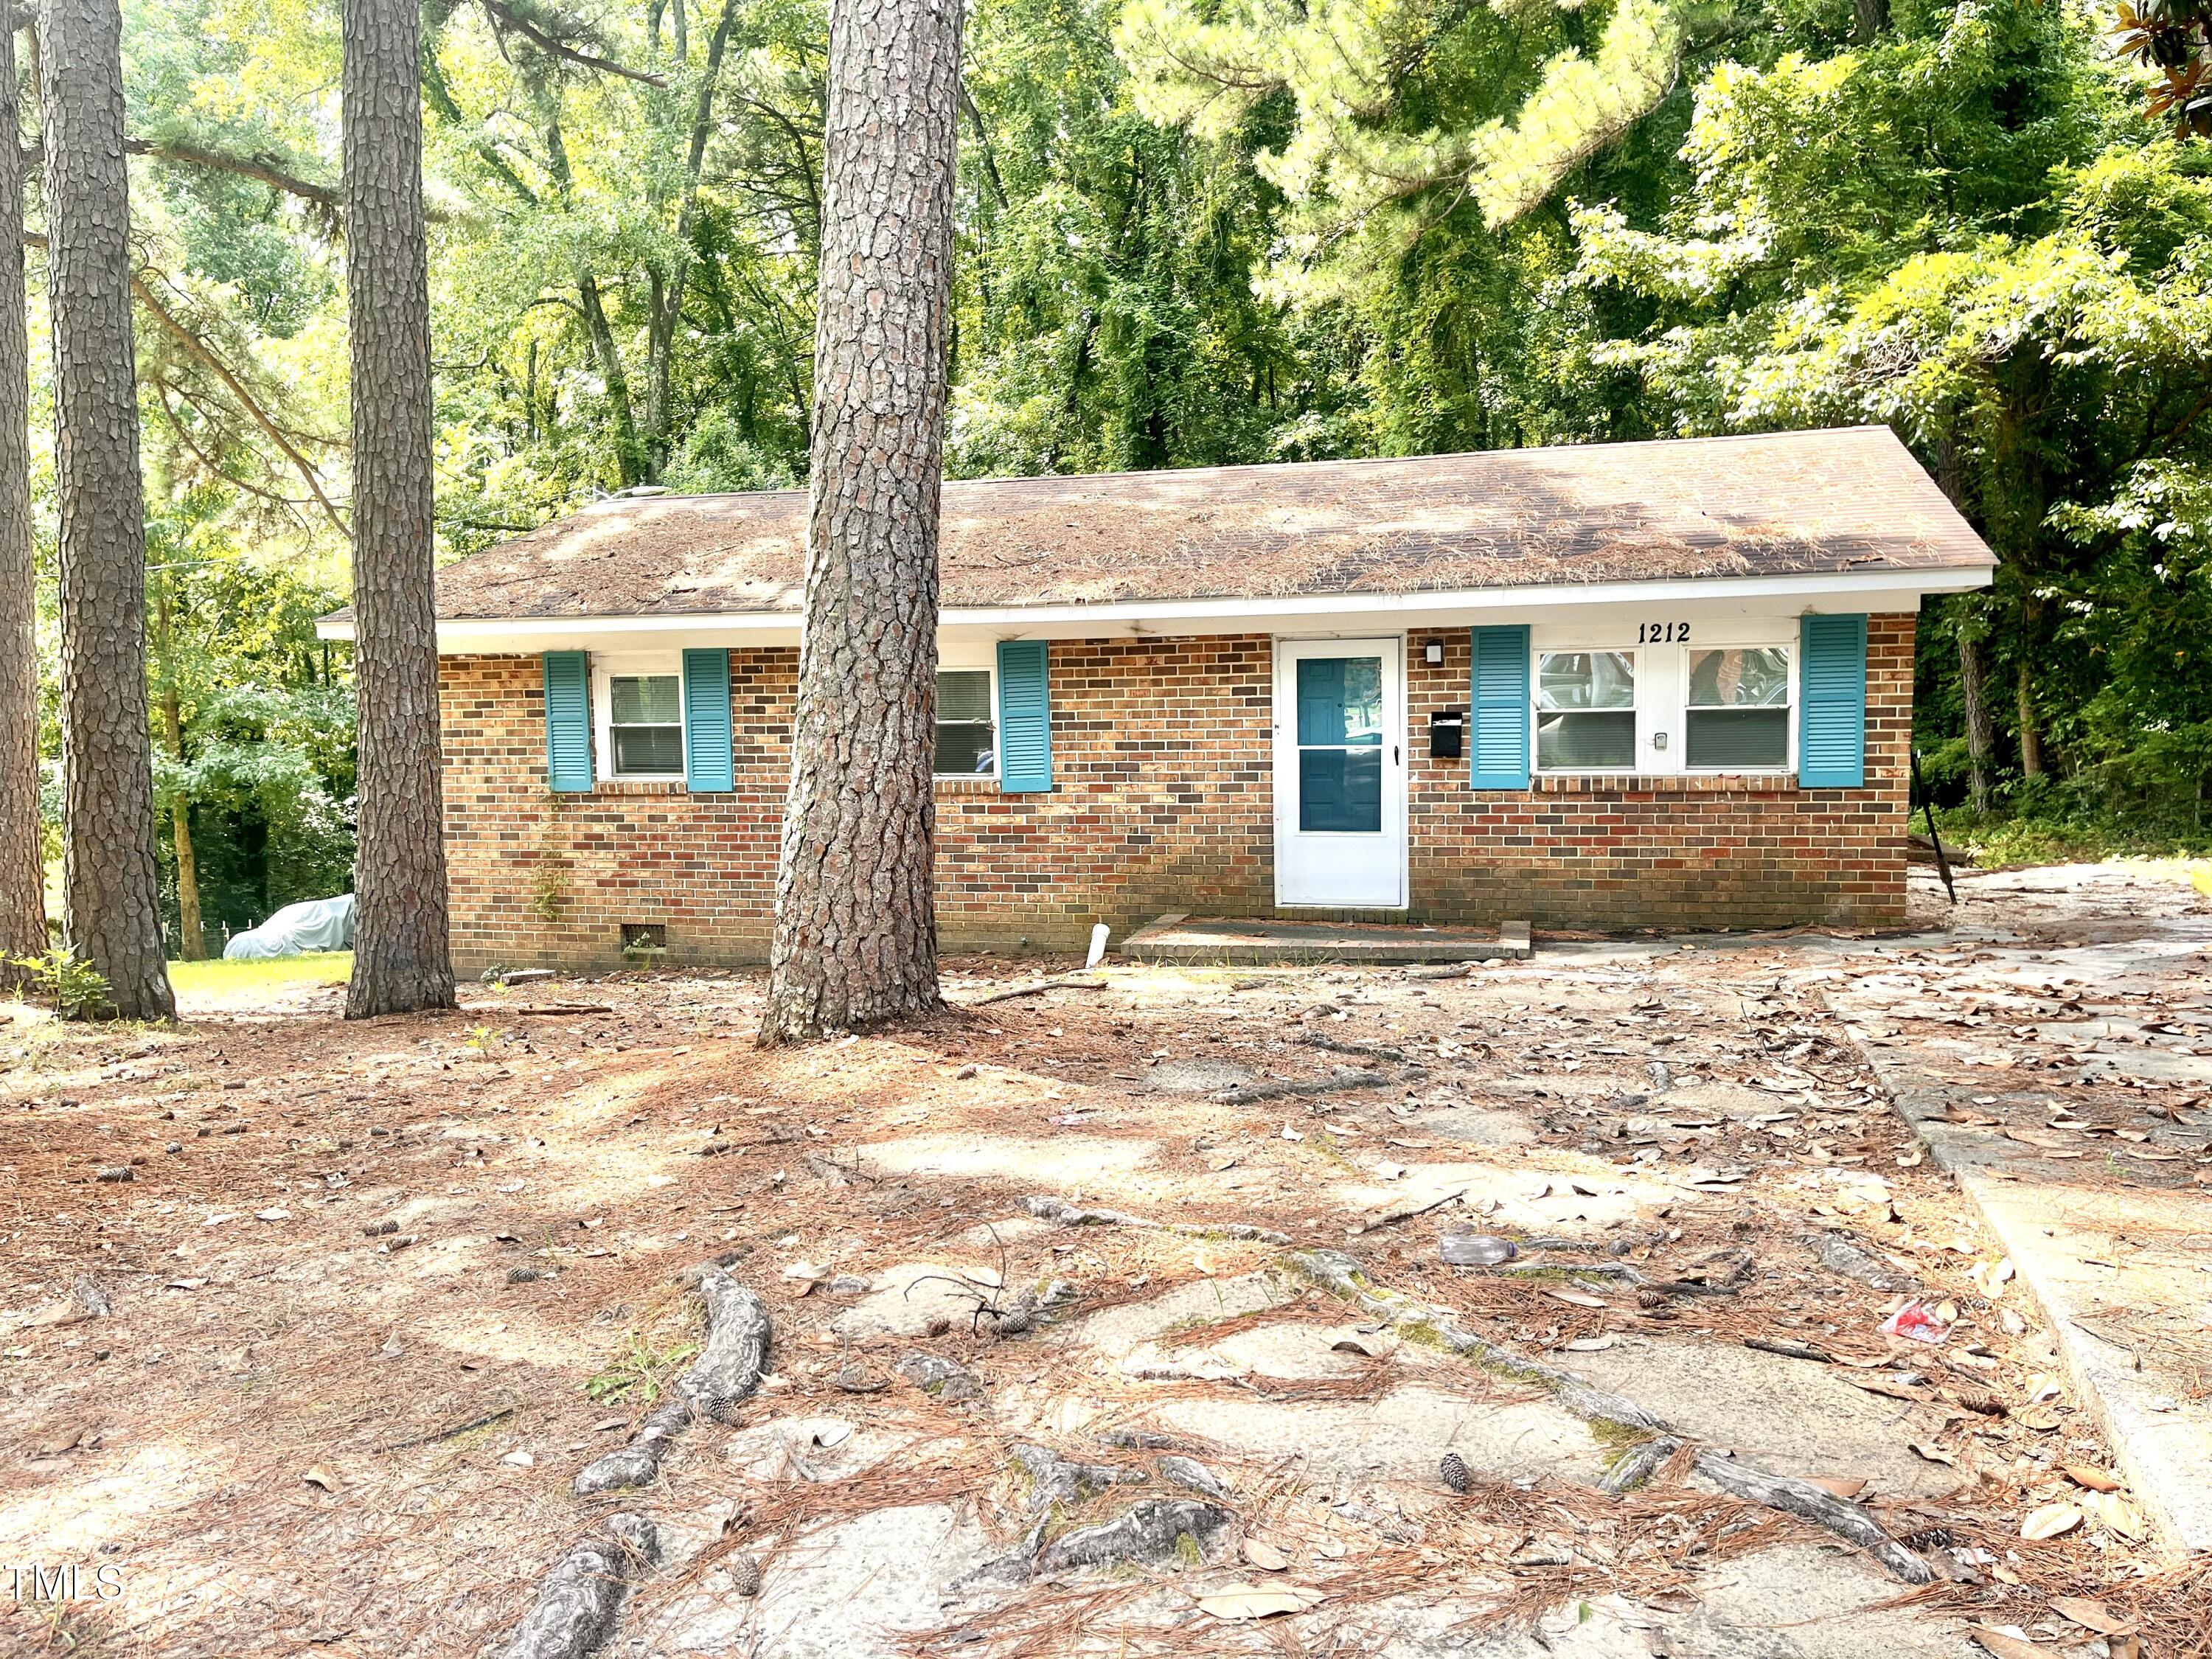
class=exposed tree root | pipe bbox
[1214,1066,1394,1105]
[573,1267,771,1495]
[1286,1247,1933,1585]
[492,1514,659,1659]
[1023,1193,1290,1245]
[1037,1498,1235,1573]
[961,974,1108,1006]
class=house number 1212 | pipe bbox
[1637,622,1691,644]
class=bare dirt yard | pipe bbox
[5,863,2211,1658]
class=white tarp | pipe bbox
[223,894,355,959]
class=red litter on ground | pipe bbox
[1879,1300,1950,1344]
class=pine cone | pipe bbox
[1635,1287,1670,1310]
[1439,1451,1471,1494]
[925,1316,952,1338]
[992,1304,1034,1336]
[726,1553,762,1599]
[1952,1388,2006,1417]
[1897,1526,1958,1551]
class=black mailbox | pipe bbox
[1430,708,1466,759]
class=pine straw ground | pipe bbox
[3,877,2210,1657]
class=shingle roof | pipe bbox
[426,426,1993,620]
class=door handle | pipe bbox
[1394,744,1400,764]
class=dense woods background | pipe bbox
[19,0,2212,953]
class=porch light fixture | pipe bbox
[1423,640,1444,665]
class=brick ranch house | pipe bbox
[319,426,1994,972]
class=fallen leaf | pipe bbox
[1804,1476,1868,1498]
[1907,1441,1957,1466]
[2020,1503,2083,1540]
[1241,1538,1289,1571]
[2014,1405,2064,1431]
[2063,1464,2119,1493]
[2084,1491,2146,1539]
[1543,1290,1608,1309]
[2051,1597,2135,1637]
[1195,1583,1326,1621]
[1564,1335,1617,1352]
[303,1466,337,1492]
[1968,1627,2044,1659]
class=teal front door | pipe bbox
[1273,638,1406,907]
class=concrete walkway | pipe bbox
[1828,874,2212,1556]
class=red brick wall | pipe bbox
[438,615,1913,970]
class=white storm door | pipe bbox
[1273,638,1407,908]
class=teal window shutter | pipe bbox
[996,640,1052,793]
[1798,614,1868,787]
[682,648,735,792]
[1470,625,1531,790]
[543,651,594,793]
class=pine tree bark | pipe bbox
[0,18,47,987]
[41,0,175,1020]
[343,0,456,1017]
[759,0,963,1044]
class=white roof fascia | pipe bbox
[314,563,1992,650]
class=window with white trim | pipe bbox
[1685,646,1791,770]
[594,657,687,781]
[936,667,996,777]
[1536,650,1637,771]
[1527,624,1798,776]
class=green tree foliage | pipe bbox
[1573,0,2212,837]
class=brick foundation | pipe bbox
[439,616,1913,972]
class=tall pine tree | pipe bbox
[343,0,456,1018]
[0,15,43,987]
[761,0,965,1042]
[42,0,175,1020]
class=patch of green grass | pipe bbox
[1930,805,2212,871]
[167,952,353,998]
[585,1335,700,1405]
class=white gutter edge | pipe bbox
[313,563,1995,644]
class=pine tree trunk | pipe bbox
[0,18,47,987]
[343,0,456,1018]
[760,0,963,1045]
[41,0,175,1020]
[1959,627,1994,815]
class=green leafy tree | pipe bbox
[1575,1,2212,833]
